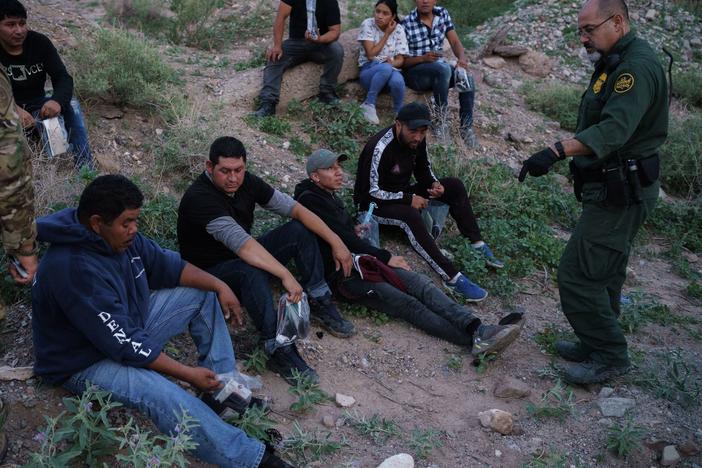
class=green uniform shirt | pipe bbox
[574,32,668,173]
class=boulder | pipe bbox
[518,51,552,77]
[222,28,361,110]
[483,56,507,69]
[493,45,529,57]
[493,377,531,399]
[376,453,414,468]
[478,409,514,435]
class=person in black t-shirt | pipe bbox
[0,0,92,167]
[178,136,356,385]
[252,0,344,117]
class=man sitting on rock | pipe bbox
[401,0,478,147]
[252,0,343,117]
[32,175,289,467]
[178,136,355,385]
[354,102,504,302]
[0,0,93,167]
[295,149,521,356]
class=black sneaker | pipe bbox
[267,344,319,385]
[471,324,521,357]
[200,391,267,420]
[309,294,356,338]
[252,102,276,118]
[317,91,340,106]
[561,360,631,385]
[554,340,590,362]
[260,444,295,468]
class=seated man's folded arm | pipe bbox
[42,36,73,112]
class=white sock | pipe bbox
[472,241,485,248]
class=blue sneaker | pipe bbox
[444,273,488,302]
[473,243,504,269]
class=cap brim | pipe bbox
[406,119,432,130]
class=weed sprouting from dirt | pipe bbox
[629,349,701,407]
[282,422,345,464]
[526,380,575,420]
[605,417,646,458]
[288,369,328,413]
[242,347,268,375]
[408,427,444,459]
[343,410,401,445]
[226,406,278,445]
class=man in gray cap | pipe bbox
[295,148,521,355]
[353,102,503,302]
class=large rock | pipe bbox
[483,56,507,69]
[222,28,361,110]
[493,377,531,399]
[493,45,529,57]
[478,409,513,435]
[376,453,414,468]
[518,50,552,77]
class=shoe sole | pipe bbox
[561,365,631,385]
[310,315,356,338]
[486,260,504,269]
[471,325,521,357]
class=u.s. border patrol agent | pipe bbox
[0,71,37,320]
[518,0,668,384]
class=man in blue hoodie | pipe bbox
[32,175,290,468]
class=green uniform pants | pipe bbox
[557,183,658,366]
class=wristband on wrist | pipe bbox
[554,141,567,160]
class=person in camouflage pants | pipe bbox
[0,72,37,320]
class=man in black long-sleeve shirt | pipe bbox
[294,149,521,355]
[353,102,502,302]
[0,0,92,167]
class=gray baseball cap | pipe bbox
[306,149,348,176]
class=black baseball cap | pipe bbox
[396,102,432,129]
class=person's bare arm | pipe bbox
[361,20,397,59]
[550,138,594,158]
[267,1,292,61]
[307,24,341,44]
[179,262,243,326]
[148,353,222,392]
[290,202,352,276]
[237,238,304,302]
[446,30,468,69]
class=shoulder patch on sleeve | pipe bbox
[614,73,635,94]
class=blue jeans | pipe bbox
[207,220,331,352]
[258,38,344,106]
[23,95,94,167]
[359,61,405,113]
[64,287,265,467]
[403,61,475,129]
[339,269,479,346]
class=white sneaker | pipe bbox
[360,103,380,125]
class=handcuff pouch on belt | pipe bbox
[569,154,659,206]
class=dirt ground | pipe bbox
[1,1,701,467]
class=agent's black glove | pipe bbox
[518,147,560,182]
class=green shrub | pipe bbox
[522,81,581,131]
[659,114,702,198]
[645,198,702,255]
[674,69,702,107]
[445,162,578,297]
[139,193,180,250]
[69,28,179,111]
[606,418,646,458]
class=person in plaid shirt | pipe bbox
[401,0,478,148]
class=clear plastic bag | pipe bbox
[275,293,311,348]
[214,370,263,404]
